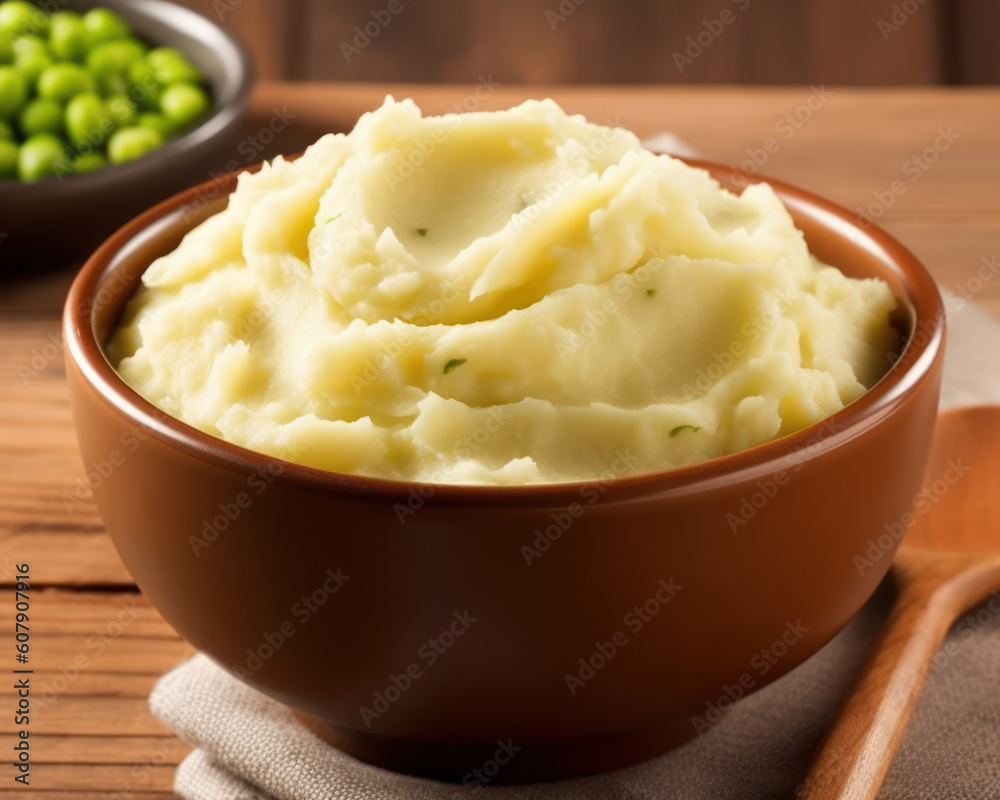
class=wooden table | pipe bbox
[2,83,998,798]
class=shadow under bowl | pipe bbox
[0,0,253,268]
[63,156,945,783]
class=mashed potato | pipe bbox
[109,97,900,484]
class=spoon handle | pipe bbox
[798,551,1000,800]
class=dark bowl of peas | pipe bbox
[0,0,253,266]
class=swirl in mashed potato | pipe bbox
[108,97,900,484]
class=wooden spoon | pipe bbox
[800,405,1000,800]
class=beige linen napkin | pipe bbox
[150,293,1000,799]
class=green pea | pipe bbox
[0,33,14,65]
[106,93,136,126]
[86,38,145,93]
[49,11,89,62]
[11,34,47,58]
[0,65,28,120]
[65,91,112,149]
[0,2,48,40]
[0,118,13,139]
[107,125,162,164]
[71,151,106,173]
[136,111,171,137]
[17,132,66,182]
[18,98,62,137]
[146,46,202,84]
[128,57,157,85]
[82,7,131,46]
[127,59,162,110]
[0,139,17,179]
[13,48,51,85]
[159,81,210,129]
[37,62,94,104]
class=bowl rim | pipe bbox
[63,153,946,506]
[0,0,254,197]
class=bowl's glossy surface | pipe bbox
[63,156,945,782]
[0,0,253,267]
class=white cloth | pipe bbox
[150,292,1000,799]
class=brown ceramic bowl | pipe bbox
[63,155,944,783]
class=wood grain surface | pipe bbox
[173,0,1000,85]
[1,83,998,796]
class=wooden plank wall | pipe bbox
[949,0,1000,84]
[171,0,998,85]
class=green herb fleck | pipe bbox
[443,358,467,374]
[646,289,657,297]
[416,228,428,236]
[669,425,700,438]
[325,213,342,223]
